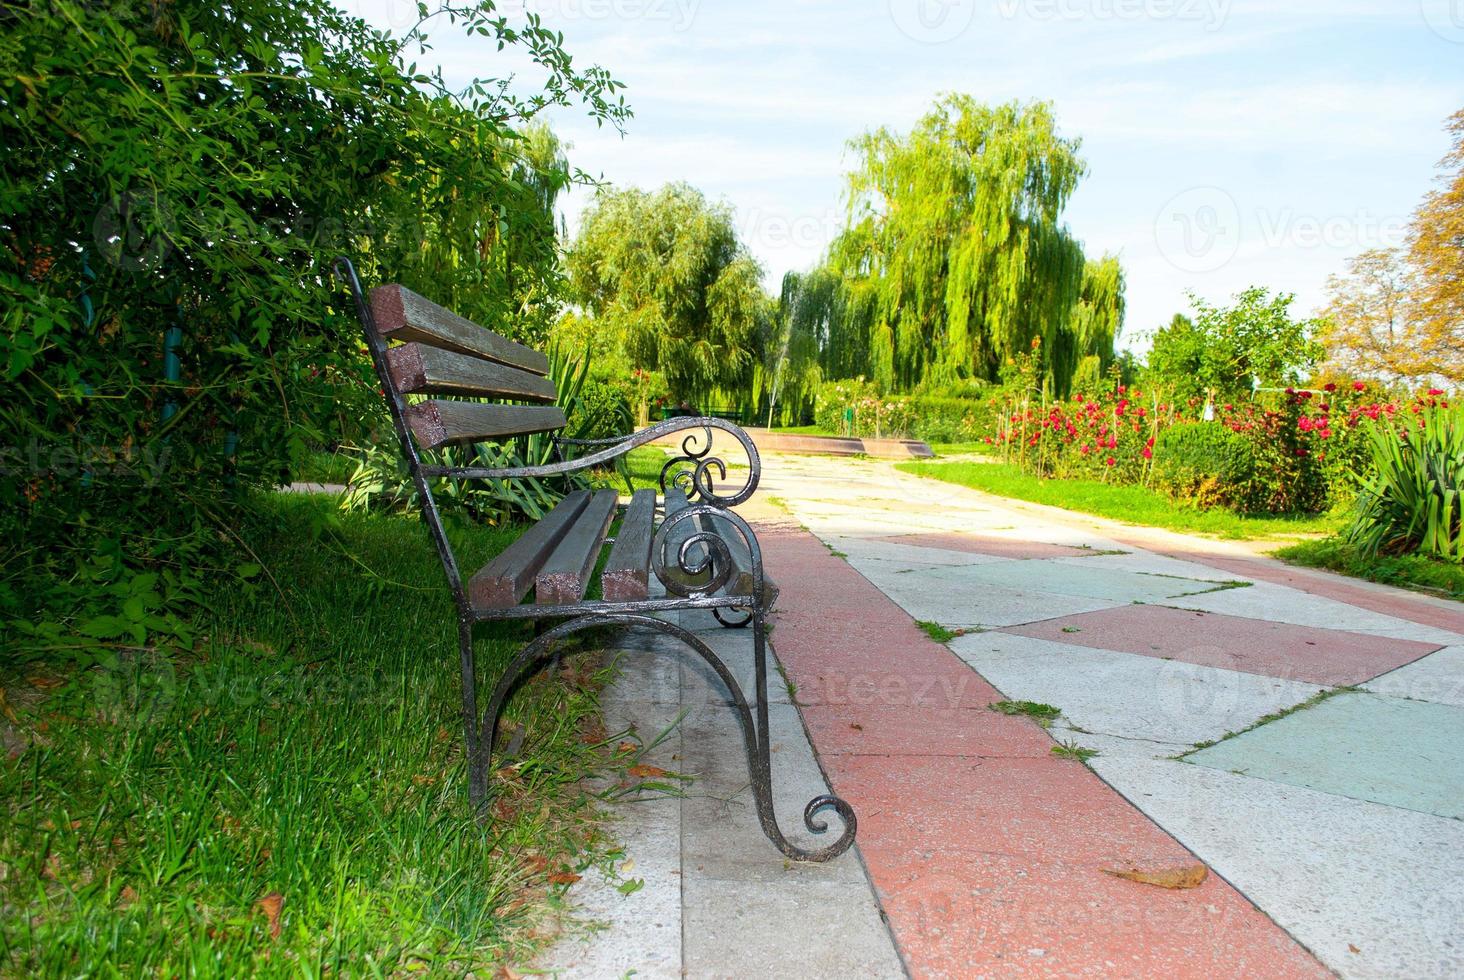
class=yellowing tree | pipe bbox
[1406,108,1464,380]
[1321,110,1464,383]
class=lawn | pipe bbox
[1,494,650,975]
[896,460,1344,541]
[1276,537,1464,600]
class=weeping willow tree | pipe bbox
[818,95,1121,396]
[567,183,769,409]
[1068,255,1128,390]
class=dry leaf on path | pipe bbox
[255,892,284,939]
[627,764,670,779]
[1102,865,1208,889]
[547,871,581,886]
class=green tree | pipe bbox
[1148,290,1324,402]
[1,0,626,652]
[824,95,1110,395]
[567,183,770,409]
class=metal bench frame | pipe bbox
[335,257,855,862]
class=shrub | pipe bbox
[1,0,625,661]
[1349,403,1464,561]
[1151,424,1260,510]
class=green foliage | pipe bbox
[897,461,1343,540]
[1,493,632,973]
[1151,423,1261,511]
[822,96,1121,396]
[1,0,626,659]
[567,183,770,409]
[1147,289,1325,402]
[1277,536,1464,599]
[989,700,1062,724]
[1349,403,1464,561]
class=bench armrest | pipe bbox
[418,416,762,509]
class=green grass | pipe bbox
[929,442,992,457]
[1,494,644,975]
[896,461,1344,541]
[1050,740,1099,763]
[989,700,1062,726]
[1275,537,1464,601]
[292,448,363,485]
[916,621,961,643]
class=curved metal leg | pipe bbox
[477,612,857,863]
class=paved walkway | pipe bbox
[541,453,1464,978]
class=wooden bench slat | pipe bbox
[371,284,550,376]
[469,491,591,609]
[602,488,657,602]
[386,343,558,402]
[536,490,619,605]
[404,401,567,450]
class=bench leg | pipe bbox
[472,611,857,862]
[458,618,488,809]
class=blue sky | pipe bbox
[349,0,1464,353]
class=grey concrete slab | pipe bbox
[1046,725,1188,761]
[947,632,1326,748]
[1364,646,1464,708]
[851,563,1125,629]
[679,628,793,707]
[682,878,905,980]
[679,704,863,884]
[537,797,683,979]
[538,606,899,977]
[1092,757,1464,980]
[1186,692,1464,819]
[820,533,1009,568]
[946,558,1232,603]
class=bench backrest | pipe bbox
[335,258,567,606]
[368,284,567,450]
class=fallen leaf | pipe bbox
[547,871,581,886]
[255,892,284,938]
[26,676,63,690]
[627,764,669,779]
[849,723,864,731]
[40,854,60,881]
[497,967,524,980]
[435,727,452,743]
[0,689,18,725]
[616,741,638,755]
[1102,865,1208,890]
[1348,944,1361,954]
[522,854,549,875]
[411,775,438,787]
[117,886,138,908]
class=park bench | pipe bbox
[333,257,855,863]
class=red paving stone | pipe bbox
[885,531,1095,561]
[1005,604,1441,687]
[751,511,1328,979]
